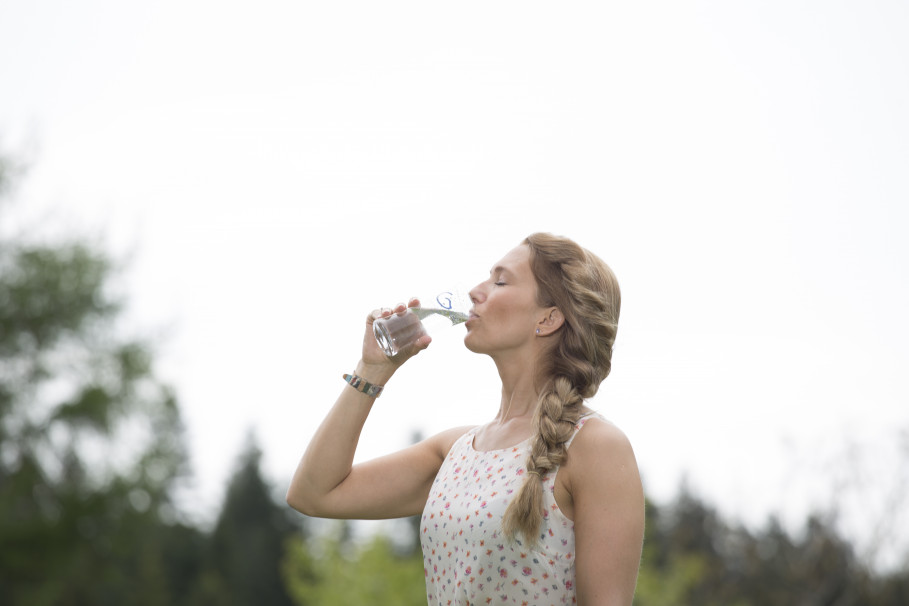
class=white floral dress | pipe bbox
[421,414,601,606]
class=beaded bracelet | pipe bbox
[342,373,384,398]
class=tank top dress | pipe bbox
[420,413,601,606]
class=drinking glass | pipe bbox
[373,289,470,357]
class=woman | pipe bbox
[287,233,644,605]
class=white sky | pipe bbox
[2,0,908,562]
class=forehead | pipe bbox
[491,244,532,276]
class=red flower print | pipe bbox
[499,568,508,578]
[522,566,532,576]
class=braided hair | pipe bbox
[501,233,621,545]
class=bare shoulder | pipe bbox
[567,417,640,485]
[573,416,635,457]
[422,425,476,460]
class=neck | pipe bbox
[492,352,540,425]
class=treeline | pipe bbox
[1,156,907,605]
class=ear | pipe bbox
[535,307,564,337]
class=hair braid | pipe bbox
[501,233,621,546]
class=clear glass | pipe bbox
[373,289,469,357]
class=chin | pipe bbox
[463,333,484,355]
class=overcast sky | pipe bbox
[2,0,907,564]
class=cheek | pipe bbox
[493,303,539,339]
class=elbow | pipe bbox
[286,486,319,517]
[285,491,302,514]
[286,485,335,518]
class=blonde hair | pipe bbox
[501,233,621,545]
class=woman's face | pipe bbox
[464,244,548,357]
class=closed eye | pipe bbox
[489,265,513,287]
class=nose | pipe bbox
[468,281,485,305]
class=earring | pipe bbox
[536,328,541,334]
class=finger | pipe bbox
[367,307,392,323]
[396,334,432,358]
[408,297,421,308]
[414,334,432,349]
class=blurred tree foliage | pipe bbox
[283,521,426,606]
[634,487,909,606]
[0,152,300,606]
[0,155,190,603]
[2,151,908,604]
[194,436,299,606]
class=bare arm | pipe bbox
[286,302,469,520]
[568,419,645,606]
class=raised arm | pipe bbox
[286,302,469,520]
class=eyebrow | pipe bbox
[490,266,514,276]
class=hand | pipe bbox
[359,298,432,379]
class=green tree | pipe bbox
[283,521,426,606]
[197,434,299,606]
[634,485,909,606]
[0,153,191,605]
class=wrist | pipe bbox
[343,372,384,398]
[354,360,396,386]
